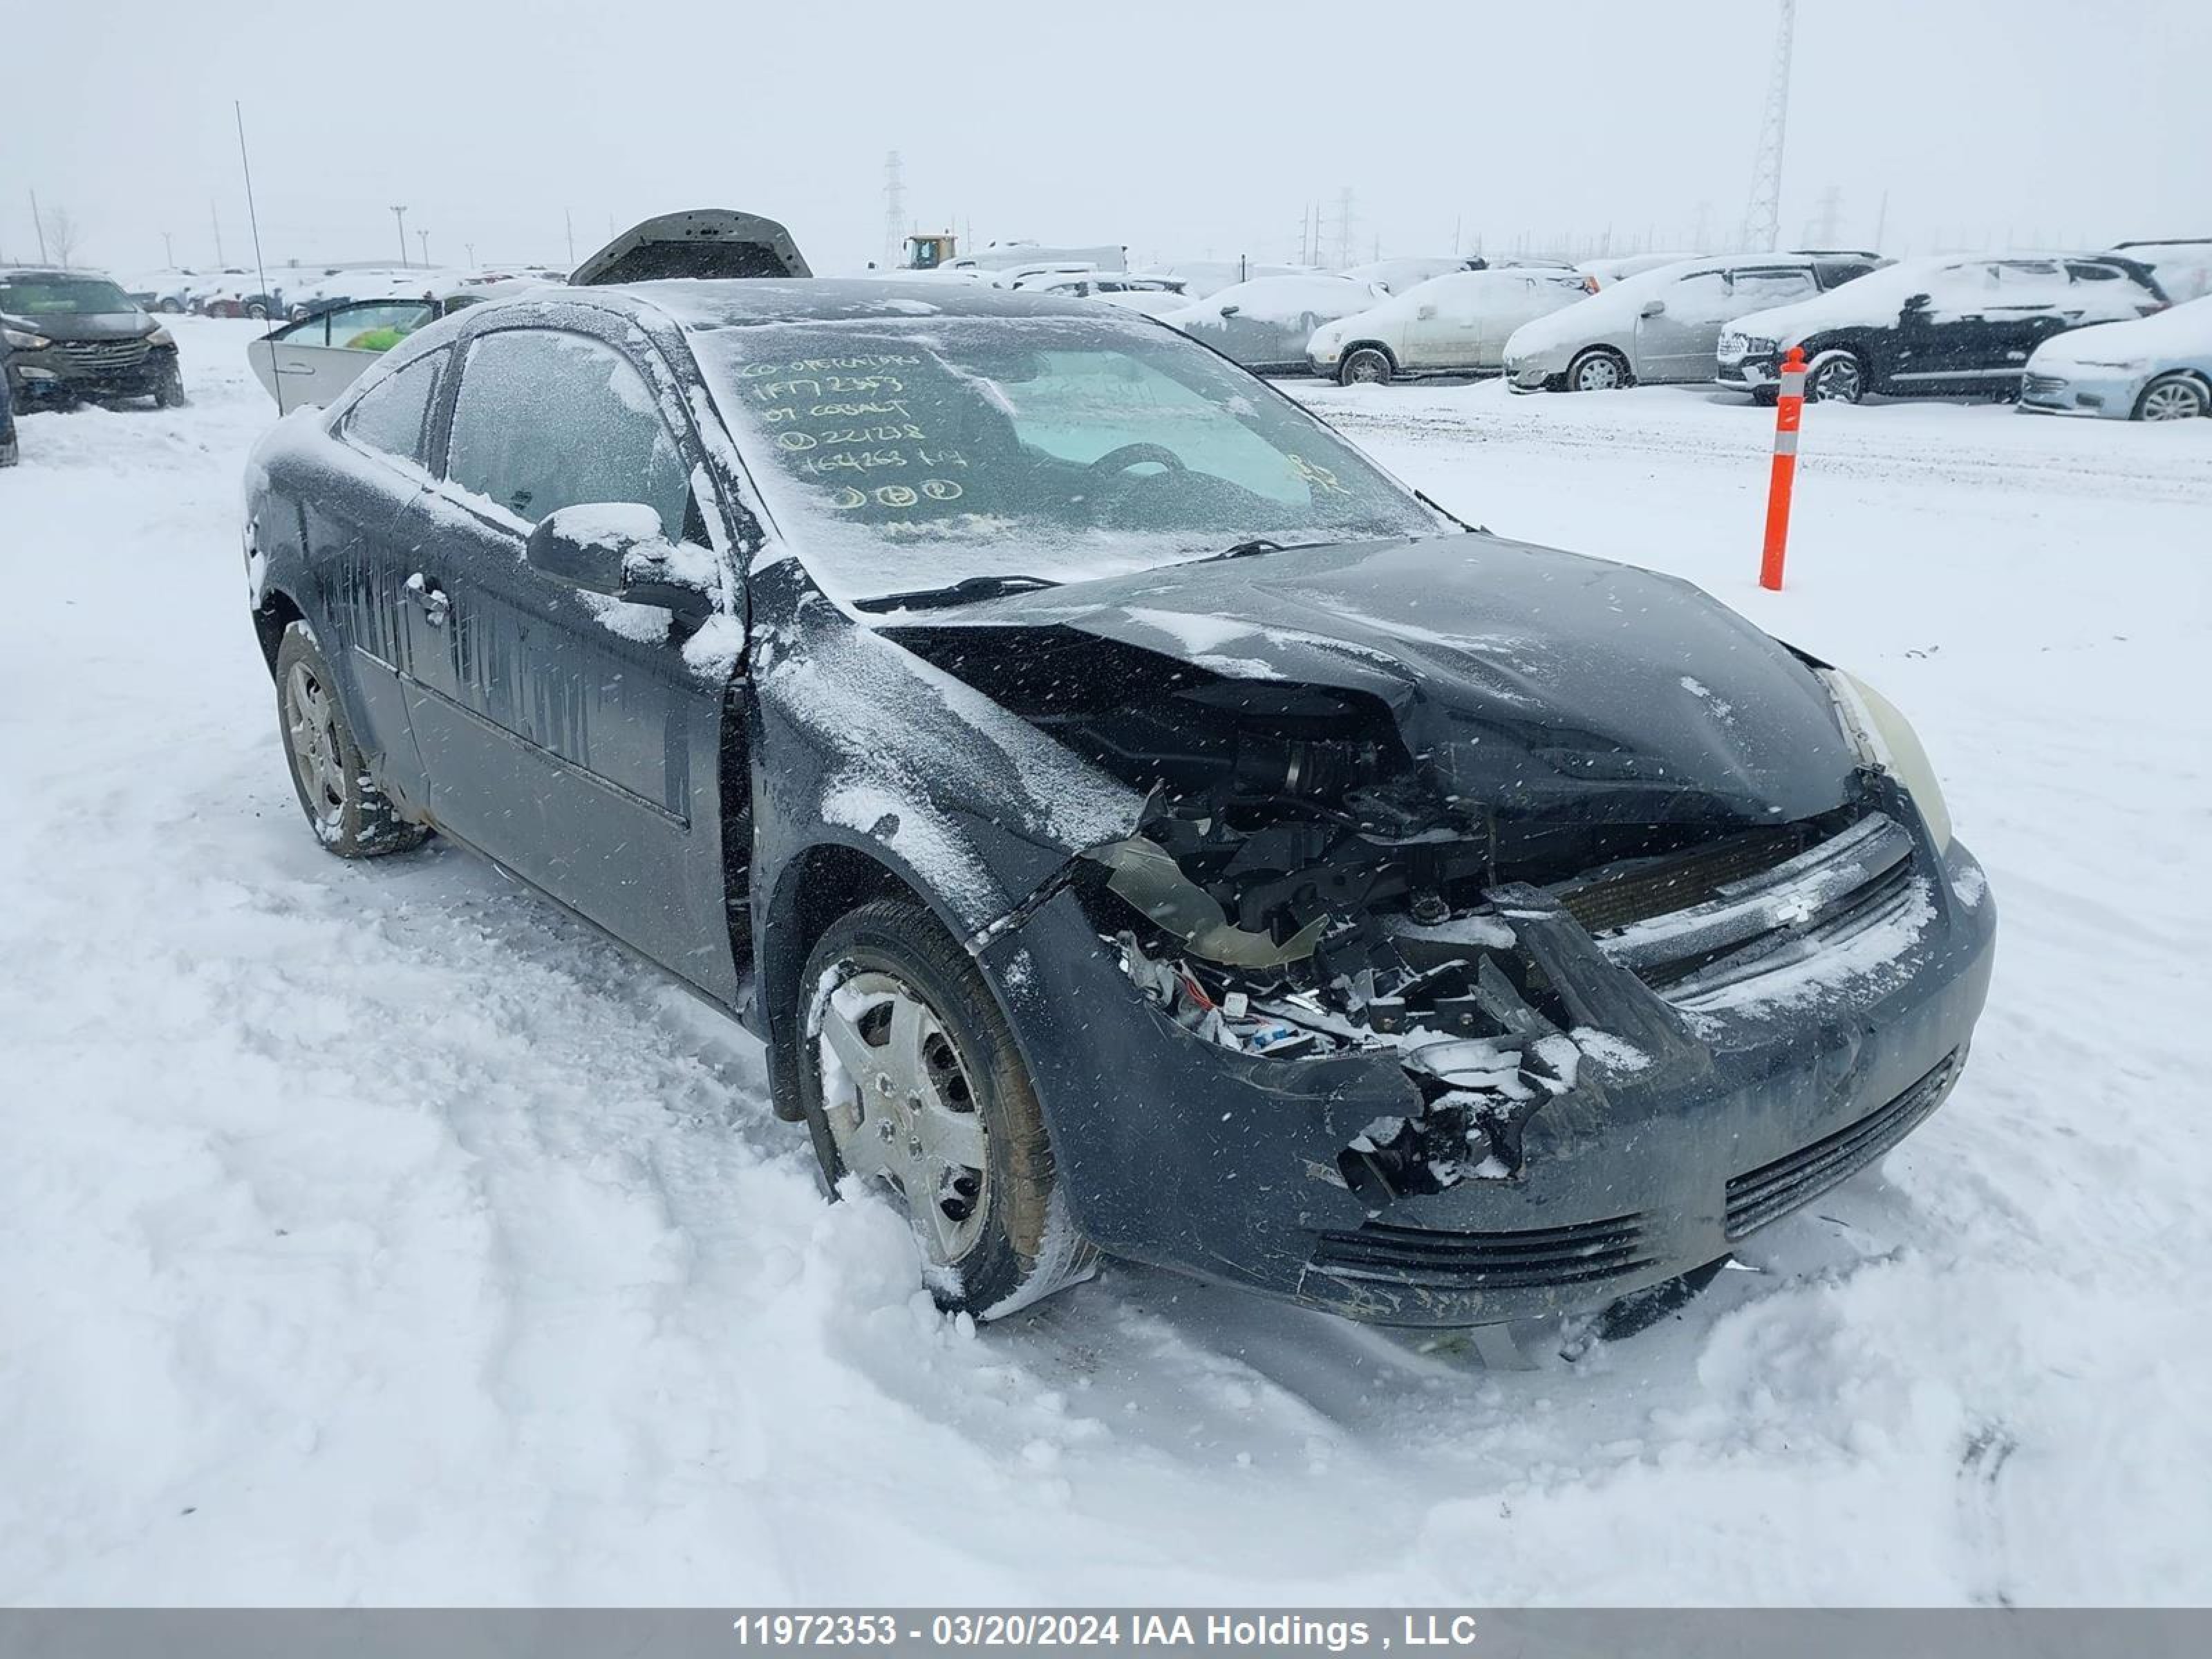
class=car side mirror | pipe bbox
[1640,298,1667,318]
[1415,303,1438,321]
[526,503,714,621]
[1217,303,1241,318]
[1902,293,1932,313]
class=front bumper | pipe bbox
[1502,357,1557,393]
[982,812,1996,1328]
[6,339,175,403]
[1717,348,1781,393]
[2017,368,2137,419]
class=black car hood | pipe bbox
[883,534,1861,827]
[2,310,154,343]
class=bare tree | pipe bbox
[44,205,82,268]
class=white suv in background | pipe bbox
[1501,252,1886,393]
[1308,269,1592,384]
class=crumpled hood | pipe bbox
[3,309,156,344]
[888,534,1861,827]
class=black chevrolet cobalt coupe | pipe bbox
[242,216,1994,1327]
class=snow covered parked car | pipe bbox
[2107,239,2212,305]
[239,212,1994,1331]
[1336,256,1472,294]
[2018,294,2212,421]
[1718,254,2169,404]
[1161,274,1385,374]
[1308,268,1593,384]
[1503,253,1884,393]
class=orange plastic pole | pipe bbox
[1760,345,1807,591]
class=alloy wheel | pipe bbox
[816,971,990,1265]
[1573,353,1623,392]
[2139,377,2206,422]
[1810,355,1864,403]
[283,660,348,831]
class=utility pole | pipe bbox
[1333,187,1355,270]
[390,205,409,267]
[565,207,575,266]
[465,241,476,267]
[161,229,174,265]
[882,149,906,268]
[1738,0,1797,252]
[418,228,430,266]
[210,198,225,264]
[29,187,46,262]
[1871,188,1889,252]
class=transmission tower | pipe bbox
[882,151,906,268]
[1333,188,1356,270]
[1803,184,1843,247]
[1738,0,1797,252]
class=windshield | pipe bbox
[0,277,138,317]
[692,311,1442,602]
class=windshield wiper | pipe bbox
[1206,537,1329,563]
[853,572,1063,613]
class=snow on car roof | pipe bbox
[547,277,1107,330]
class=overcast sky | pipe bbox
[9,0,2208,278]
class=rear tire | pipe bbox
[799,897,1094,1320]
[273,623,427,859]
[2135,372,2209,422]
[1750,384,1780,407]
[1566,347,1629,392]
[1338,346,1393,386]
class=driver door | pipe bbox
[1632,270,1736,382]
[401,323,744,1000]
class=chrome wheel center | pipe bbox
[816,971,989,1264]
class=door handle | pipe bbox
[404,572,451,627]
[275,363,316,375]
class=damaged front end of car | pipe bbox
[881,537,1994,1326]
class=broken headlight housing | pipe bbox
[1821,668,1951,852]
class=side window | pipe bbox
[1814,259,1876,288]
[331,302,437,353]
[344,348,448,464]
[444,329,690,532]
[2065,261,2121,283]
[274,312,329,348]
[1728,267,1817,308]
[1661,270,1735,322]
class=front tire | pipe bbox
[1338,346,1393,386]
[1566,347,1628,392]
[153,359,187,409]
[1806,349,1866,404]
[273,623,427,858]
[800,897,1094,1319]
[2136,372,2209,422]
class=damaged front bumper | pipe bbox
[976,808,1995,1329]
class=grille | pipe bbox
[2021,373,2067,398]
[1725,1050,1960,1239]
[1309,1212,1653,1290]
[1555,826,1811,937]
[59,339,151,368]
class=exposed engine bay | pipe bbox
[888,617,1921,1203]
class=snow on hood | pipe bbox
[2027,293,2212,370]
[886,534,1862,828]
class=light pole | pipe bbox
[418,228,430,266]
[389,205,409,267]
[161,230,174,265]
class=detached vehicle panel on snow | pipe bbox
[241,228,1994,1328]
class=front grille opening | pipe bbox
[1725,1049,1960,1239]
[1310,1213,1653,1290]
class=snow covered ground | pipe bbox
[4,320,2209,1605]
